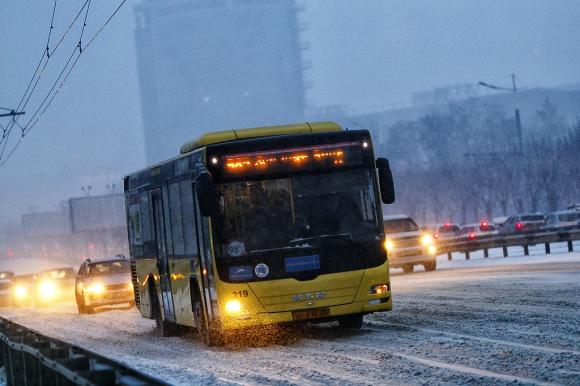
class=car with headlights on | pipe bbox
[35,267,76,307]
[75,256,134,314]
[11,274,37,307]
[383,214,438,273]
[0,271,15,307]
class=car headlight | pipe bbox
[39,281,57,298]
[428,245,437,255]
[421,234,434,246]
[225,299,241,314]
[384,239,394,251]
[14,285,27,299]
[87,283,105,295]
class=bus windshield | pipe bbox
[214,169,380,257]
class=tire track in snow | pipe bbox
[366,321,580,356]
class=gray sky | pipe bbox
[1,0,579,223]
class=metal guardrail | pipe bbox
[435,229,580,260]
[0,317,168,386]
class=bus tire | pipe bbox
[338,314,363,330]
[402,264,414,273]
[423,260,437,272]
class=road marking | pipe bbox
[367,321,580,356]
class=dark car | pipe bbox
[499,214,545,235]
[434,222,460,240]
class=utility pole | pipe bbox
[478,74,523,153]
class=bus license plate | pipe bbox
[292,308,329,321]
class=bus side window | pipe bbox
[128,193,144,257]
[169,182,185,256]
[180,180,198,256]
[140,191,153,255]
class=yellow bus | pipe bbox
[124,122,395,345]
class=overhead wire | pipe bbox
[1,0,128,166]
[2,0,91,145]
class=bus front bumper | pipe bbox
[219,295,392,330]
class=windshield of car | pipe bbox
[42,269,74,280]
[87,261,130,277]
[559,213,579,221]
[214,169,379,256]
[459,226,477,234]
[522,215,544,221]
[383,219,419,234]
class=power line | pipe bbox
[1,0,129,167]
[3,0,91,139]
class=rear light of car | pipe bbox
[468,232,477,241]
[515,222,524,231]
[434,233,440,239]
[480,220,489,231]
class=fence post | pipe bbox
[447,252,452,261]
[502,246,508,257]
[465,251,470,260]
[568,240,573,252]
[545,243,550,254]
[523,245,529,256]
[484,248,489,258]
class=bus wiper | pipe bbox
[290,233,355,244]
[249,245,315,254]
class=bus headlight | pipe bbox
[225,300,241,314]
[428,245,437,255]
[421,234,434,246]
[39,281,57,298]
[87,283,105,295]
[384,239,394,252]
[14,285,27,299]
[369,283,390,294]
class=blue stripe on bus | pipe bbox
[284,255,320,272]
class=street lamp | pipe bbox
[478,73,523,153]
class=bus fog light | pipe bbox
[225,300,241,314]
[428,245,437,255]
[370,283,389,294]
[368,297,389,305]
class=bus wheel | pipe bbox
[338,314,363,330]
[423,260,437,272]
[402,264,414,273]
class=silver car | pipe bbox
[75,256,135,314]
[541,210,580,231]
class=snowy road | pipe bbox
[2,251,580,385]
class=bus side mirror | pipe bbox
[195,172,218,217]
[376,158,395,204]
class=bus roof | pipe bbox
[180,121,342,154]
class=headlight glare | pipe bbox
[225,299,241,314]
[14,285,27,299]
[87,283,105,295]
[384,239,394,251]
[39,281,56,298]
[421,234,434,246]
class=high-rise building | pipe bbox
[135,0,306,163]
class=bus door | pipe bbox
[192,186,216,321]
[151,189,176,323]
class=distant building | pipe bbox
[135,0,306,163]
